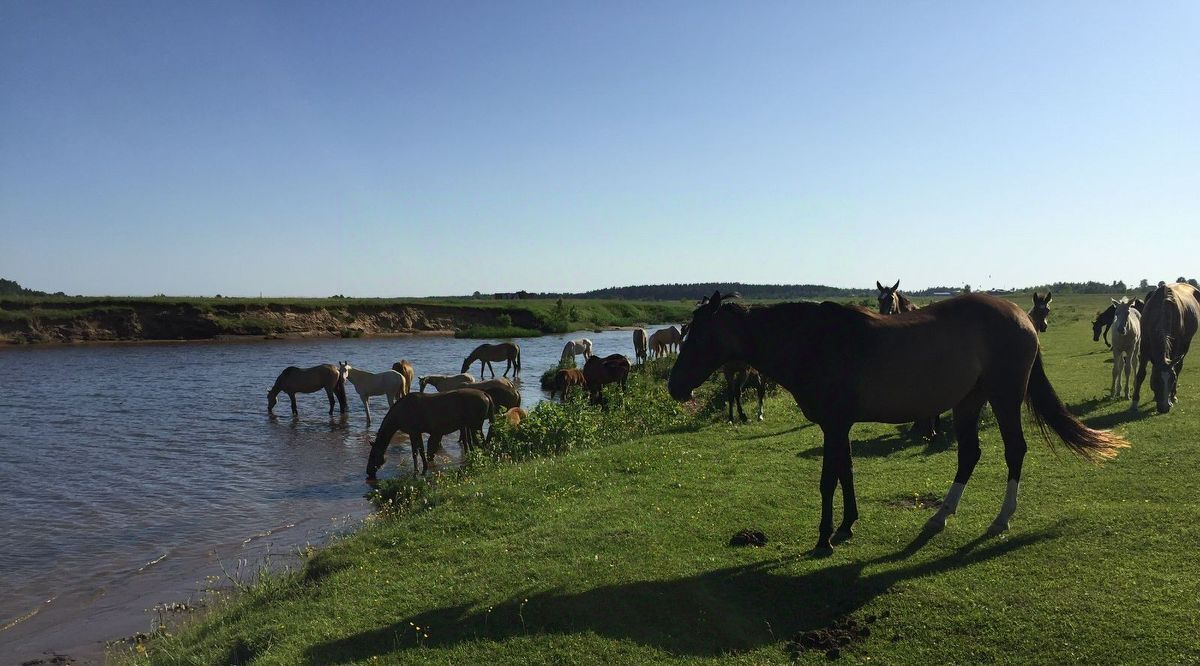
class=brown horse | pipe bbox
[461,342,522,378]
[1131,283,1200,413]
[669,291,1127,554]
[366,388,494,478]
[722,360,765,423]
[633,328,649,364]
[550,368,588,401]
[583,354,631,404]
[267,364,347,416]
[1027,292,1053,332]
[875,280,918,315]
[467,378,522,412]
[391,360,416,396]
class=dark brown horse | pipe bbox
[722,361,765,423]
[583,354,631,404]
[1027,292,1052,332]
[669,291,1127,554]
[1131,283,1200,413]
[550,368,587,402]
[876,280,918,315]
[366,388,494,478]
[267,364,347,416]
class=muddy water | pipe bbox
[0,327,663,663]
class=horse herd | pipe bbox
[268,282,1198,553]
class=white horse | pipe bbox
[1110,298,1141,398]
[648,326,682,358]
[418,372,477,393]
[339,361,407,424]
[561,338,593,362]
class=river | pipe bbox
[0,327,666,663]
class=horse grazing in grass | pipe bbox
[583,354,630,404]
[366,388,494,478]
[723,361,765,423]
[669,290,1127,554]
[561,339,592,363]
[340,362,407,424]
[1027,292,1053,332]
[1109,298,1141,399]
[419,373,476,393]
[876,280,918,315]
[461,342,521,378]
[391,360,416,394]
[649,326,682,358]
[268,364,347,416]
[1131,283,1200,413]
[633,328,649,364]
[550,368,587,402]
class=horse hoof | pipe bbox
[986,520,1009,536]
[924,512,951,532]
[833,527,853,544]
[813,541,834,557]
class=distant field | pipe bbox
[121,292,1199,665]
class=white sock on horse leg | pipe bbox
[926,482,965,529]
[989,480,1020,533]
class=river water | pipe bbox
[0,327,663,663]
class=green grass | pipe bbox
[123,294,1199,665]
[454,326,543,339]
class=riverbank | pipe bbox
[0,296,694,345]
[119,308,1199,664]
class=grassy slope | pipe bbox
[133,294,1198,665]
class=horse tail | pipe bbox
[1025,351,1128,462]
[515,345,522,372]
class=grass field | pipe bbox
[124,293,1198,665]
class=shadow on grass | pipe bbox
[796,425,954,460]
[304,527,1063,664]
[1066,395,1150,431]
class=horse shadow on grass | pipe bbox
[796,424,954,460]
[303,526,1063,664]
[1066,396,1151,431]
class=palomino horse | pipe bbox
[391,360,416,394]
[561,338,593,363]
[669,291,1127,554]
[461,342,521,378]
[1027,292,1053,332]
[582,354,630,405]
[1109,298,1141,399]
[1131,283,1200,413]
[648,326,682,358]
[419,373,476,393]
[722,361,765,423]
[340,362,407,424]
[268,364,347,416]
[875,280,918,315]
[366,389,494,478]
[632,328,649,364]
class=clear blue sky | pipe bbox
[2,1,1197,297]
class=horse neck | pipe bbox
[738,303,822,384]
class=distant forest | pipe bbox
[0,278,62,297]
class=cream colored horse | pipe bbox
[1110,298,1141,398]
[648,326,682,358]
[418,373,477,393]
[561,338,593,362]
[340,361,407,424]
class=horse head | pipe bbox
[669,290,744,401]
[417,376,430,392]
[267,388,278,412]
[1028,292,1052,332]
[1151,338,1177,414]
[876,280,900,315]
[1112,298,1133,335]
[338,361,352,380]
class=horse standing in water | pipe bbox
[267,364,348,416]
[1108,298,1141,399]
[1131,283,1200,413]
[340,362,407,424]
[461,342,521,378]
[669,291,1127,554]
[1028,292,1052,332]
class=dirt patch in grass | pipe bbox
[786,611,889,660]
[729,529,769,547]
[884,492,943,510]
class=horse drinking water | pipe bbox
[668,291,1127,554]
[267,364,348,416]
[461,342,521,378]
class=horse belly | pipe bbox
[854,351,983,423]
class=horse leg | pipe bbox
[291,392,299,416]
[360,394,371,424]
[755,379,765,421]
[735,378,749,422]
[1127,346,1139,399]
[926,392,986,531]
[324,388,335,414]
[816,423,851,553]
[1130,355,1149,411]
[725,374,736,423]
[1112,348,1122,396]
[1171,358,1184,404]
[985,397,1028,534]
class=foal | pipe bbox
[1109,298,1141,398]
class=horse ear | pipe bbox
[710,290,722,307]
[876,281,884,292]
[1044,291,1052,303]
[892,280,900,291]
[1112,298,1119,305]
